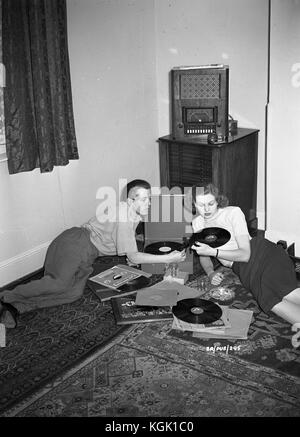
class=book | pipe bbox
[111,295,174,325]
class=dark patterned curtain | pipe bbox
[2,0,78,174]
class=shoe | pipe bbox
[0,299,19,328]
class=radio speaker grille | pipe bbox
[181,74,220,99]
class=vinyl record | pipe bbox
[144,241,184,255]
[188,227,231,248]
[172,298,222,324]
[117,275,151,293]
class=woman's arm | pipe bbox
[199,256,214,276]
[192,234,251,263]
[199,255,225,285]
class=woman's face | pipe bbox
[194,193,218,219]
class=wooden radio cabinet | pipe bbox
[158,128,259,231]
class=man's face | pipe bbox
[130,187,151,216]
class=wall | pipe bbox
[266,0,300,254]
[1,0,298,287]
[154,0,269,230]
[0,0,159,286]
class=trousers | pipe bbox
[0,227,98,313]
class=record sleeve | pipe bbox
[87,264,153,302]
[89,265,141,290]
[135,287,179,307]
[191,309,253,339]
[171,305,231,333]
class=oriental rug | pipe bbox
[179,267,300,379]
[0,256,132,415]
[2,320,299,417]
[1,260,299,417]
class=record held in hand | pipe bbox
[172,298,222,324]
[188,227,230,248]
[144,241,184,255]
[117,276,151,293]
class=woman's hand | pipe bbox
[191,242,216,257]
[166,249,186,264]
[208,271,224,285]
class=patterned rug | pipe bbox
[178,267,300,379]
[0,256,133,415]
[3,321,299,417]
[1,260,299,417]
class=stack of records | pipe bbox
[192,308,253,339]
[171,297,253,339]
[171,298,231,334]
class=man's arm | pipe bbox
[126,250,186,266]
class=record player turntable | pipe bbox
[141,194,194,274]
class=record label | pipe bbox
[172,298,222,324]
[188,227,231,248]
[144,241,184,255]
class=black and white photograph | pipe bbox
[111,295,174,325]
[0,0,299,424]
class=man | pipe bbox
[0,179,186,327]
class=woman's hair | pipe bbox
[125,179,151,199]
[191,182,229,214]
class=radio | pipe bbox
[171,64,229,141]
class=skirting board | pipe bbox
[0,241,50,288]
[257,211,265,231]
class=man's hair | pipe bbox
[191,182,229,214]
[125,179,151,199]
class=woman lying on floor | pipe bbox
[189,182,300,335]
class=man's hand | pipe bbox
[167,249,186,264]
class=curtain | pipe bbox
[2,0,78,174]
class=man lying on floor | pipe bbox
[0,179,186,328]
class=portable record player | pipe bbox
[141,194,194,274]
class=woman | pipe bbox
[190,183,300,331]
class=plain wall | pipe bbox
[1,0,299,287]
[265,0,300,251]
[0,0,159,286]
[154,0,269,229]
